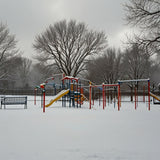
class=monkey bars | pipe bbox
[118,79,150,110]
[89,83,120,110]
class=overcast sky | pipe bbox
[0,0,131,59]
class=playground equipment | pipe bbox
[118,79,150,110]
[89,83,120,110]
[34,73,154,112]
[150,92,160,101]
[35,74,90,112]
[89,78,152,111]
[150,92,160,104]
[34,73,64,112]
[149,83,160,104]
[45,89,69,107]
[61,76,83,108]
[34,83,46,112]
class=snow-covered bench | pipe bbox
[0,96,27,109]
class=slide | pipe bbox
[74,94,88,102]
[81,94,88,101]
[45,89,69,107]
[149,92,160,101]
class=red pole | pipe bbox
[34,89,36,105]
[119,84,121,108]
[43,90,45,113]
[105,87,106,107]
[92,87,94,105]
[135,87,137,110]
[148,80,150,111]
[103,84,105,110]
[89,85,92,109]
[118,85,120,111]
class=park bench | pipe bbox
[0,96,27,109]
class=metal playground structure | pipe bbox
[34,75,160,112]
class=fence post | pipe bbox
[89,85,92,109]
[135,87,137,110]
[118,84,120,111]
[43,90,45,113]
[102,84,105,110]
[34,89,37,105]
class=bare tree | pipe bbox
[16,57,32,88]
[86,48,123,84]
[122,44,151,80]
[0,56,20,89]
[0,55,30,89]
[30,62,56,86]
[122,44,153,101]
[33,20,107,77]
[124,0,160,54]
[0,23,18,79]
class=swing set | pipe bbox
[89,83,121,110]
[118,79,150,110]
[89,79,151,111]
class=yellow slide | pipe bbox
[45,89,69,107]
[149,92,160,101]
[81,94,88,101]
[74,94,88,102]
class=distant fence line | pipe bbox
[0,88,159,96]
[0,89,55,96]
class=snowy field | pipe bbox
[0,95,160,160]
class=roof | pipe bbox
[62,76,79,82]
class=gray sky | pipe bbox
[0,0,131,59]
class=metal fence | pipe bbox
[0,88,159,97]
[0,89,55,96]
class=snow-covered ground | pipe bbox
[0,95,160,160]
